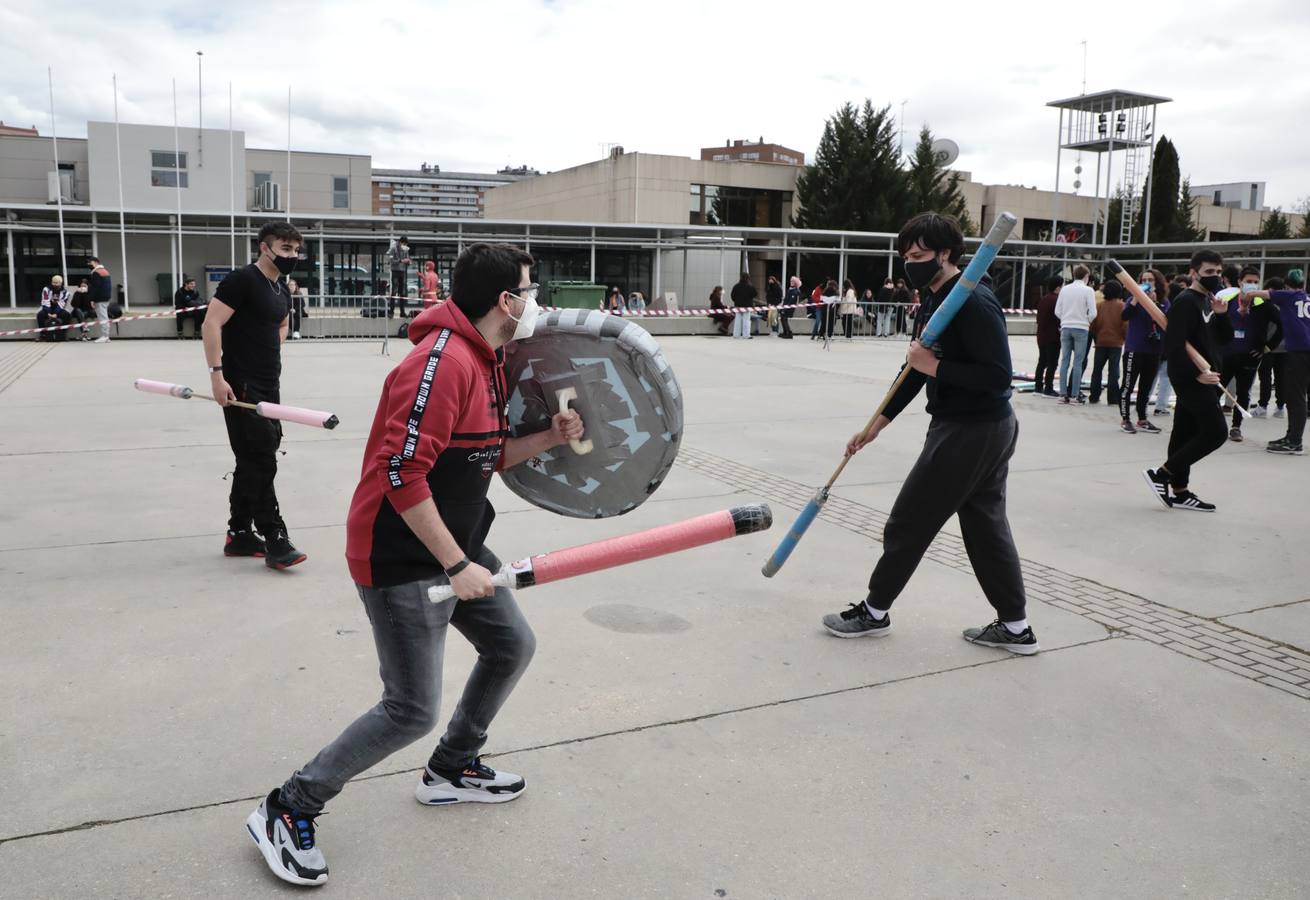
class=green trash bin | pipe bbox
[547,281,606,310]
[156,273,175,304]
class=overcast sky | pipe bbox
[3,0,1307,210]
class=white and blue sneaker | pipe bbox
[415,758,526,805]
[246,788,328,887]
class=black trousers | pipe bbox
[867,414,1026,622]
[1034,341,1059,393]
[1282,351,1310,445]
[389,271,407,317]
[176,308,206,336]
[1162,380,1227,491]
[1219,353,1259,430]
[36,308,71,340]
[776,306,793,337]
[842,313,855,339]
[1120,351,1161,422]
[223,378,286,537]
[1089,345,1122,403]
[1258,353,1286,408]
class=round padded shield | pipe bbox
[502,309,683,518]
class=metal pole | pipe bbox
[1019,243,1029,309]
[1141,104,1158,243]
[1092,154,1102,244]
[47,67,68,287]
[196,51,203,168]
[285,86,292,221]
[652,227,661,302]
[318,230,325,308]
[1103,97,1116,247]
[588,227,595,282]
[5,228,15,308]
[173,79,184,288]
[228,82,235,269]
[112,74,130,309]
[633,153,639,224]
[1050,108,1063,239]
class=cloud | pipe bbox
[3,0,1308,208]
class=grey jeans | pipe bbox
[279,547,536,814]
[867,413,1027,622]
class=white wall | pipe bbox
[0,135,90,204]
[87,122,246,212]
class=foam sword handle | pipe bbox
[428,505,773,602]
[134,378,194,399]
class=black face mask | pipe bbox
[1198,274,1223,294]
[904,256,943,290]
[265,246,299,276]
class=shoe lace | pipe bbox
[288,809,322,851]
[840,602,869,621]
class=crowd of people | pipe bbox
[1033,257,1308,473]
[705,273,919,340]
[33,259,115,342]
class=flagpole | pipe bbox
[47,67,68,287]
[113,74,130,309]
[228,81,235,268]
[285,86,292,222]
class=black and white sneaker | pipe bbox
[1266,438,1305,456]
[415,758,525,805]
[1141,468,1172,509]
[246,789,328,887]
[224,529,266,558]
[962,620,1040,655]
[1170,490,1216,512]
[821,602,892,638]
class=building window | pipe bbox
[151,150,188,188]
[333,176,349,209]
[254,172,272,189]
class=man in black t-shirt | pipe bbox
[201,222,306,569]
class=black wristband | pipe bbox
[444,556,472,577]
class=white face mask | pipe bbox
[507,289,540,341]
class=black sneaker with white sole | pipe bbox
[246,788,328,887]
[962,620,1040,655]
[415,758,525,805]
[821,602,892,638]
[1141,468,1172,509]
[1169,490,1216,512]
[1266,438,1305,456]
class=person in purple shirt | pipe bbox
[1249,268,1309,455]
[1119,268,1168,434]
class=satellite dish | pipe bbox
[931,138,959,167]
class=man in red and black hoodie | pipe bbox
[246,243,584,888]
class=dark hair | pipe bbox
[450,242,534,320]
[1266,277,1285,290]
[399,236,409,243]
[88,256,101,265]
[1239,265,1261,280]
[1045,276,1064,292]
[1072,264,1090,280]
[1189,249,1223,271]
[843,279,854,291]
[739,272,751,283]
[1222,264,1241,286]
[896,212,965,264]
[258,222,303,245]
[1101,280,1123,299]
[824,279,839,294]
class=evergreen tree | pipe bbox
[1178,179,1206,242]
[1134,137,1181,242]
[1261,207,1292,239]
[1296,198,1310,239]
[794,101,909,234]
[905,127,975,235]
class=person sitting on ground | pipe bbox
[707,285,732,335]
[627,291,647,314]
[174,276,205,339]
[37,275,72,341]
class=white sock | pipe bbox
[1002,619,1029,634]
[863,601,888,621]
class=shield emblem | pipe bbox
[502,309,683,518]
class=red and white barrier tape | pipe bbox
[2,298,1038,338]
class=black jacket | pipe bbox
[1165,289,1234,383]
[730,281,759,308]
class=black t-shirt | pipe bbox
[214,264,289,384]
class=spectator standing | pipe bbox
[420,260,441,308]
[386,237,412,318]
[1088,280,1126,404]
[87,257,113,343]
[839,279,858,340]
[730,272,758,340]
[1054,264,1096,403]
[287,278,308,339]
[1034,276,1062,397]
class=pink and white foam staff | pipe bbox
[427,504,773,602]
[133,379,340,430]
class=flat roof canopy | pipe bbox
[1047,89,1172,113]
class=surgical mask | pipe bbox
[1199,274,1223,294]
[1139,283,1152,294]
[903,255,943,290]
[1241,282,1259,294]
[507,288,540,341]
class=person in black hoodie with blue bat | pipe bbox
[821,213,1037,655]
